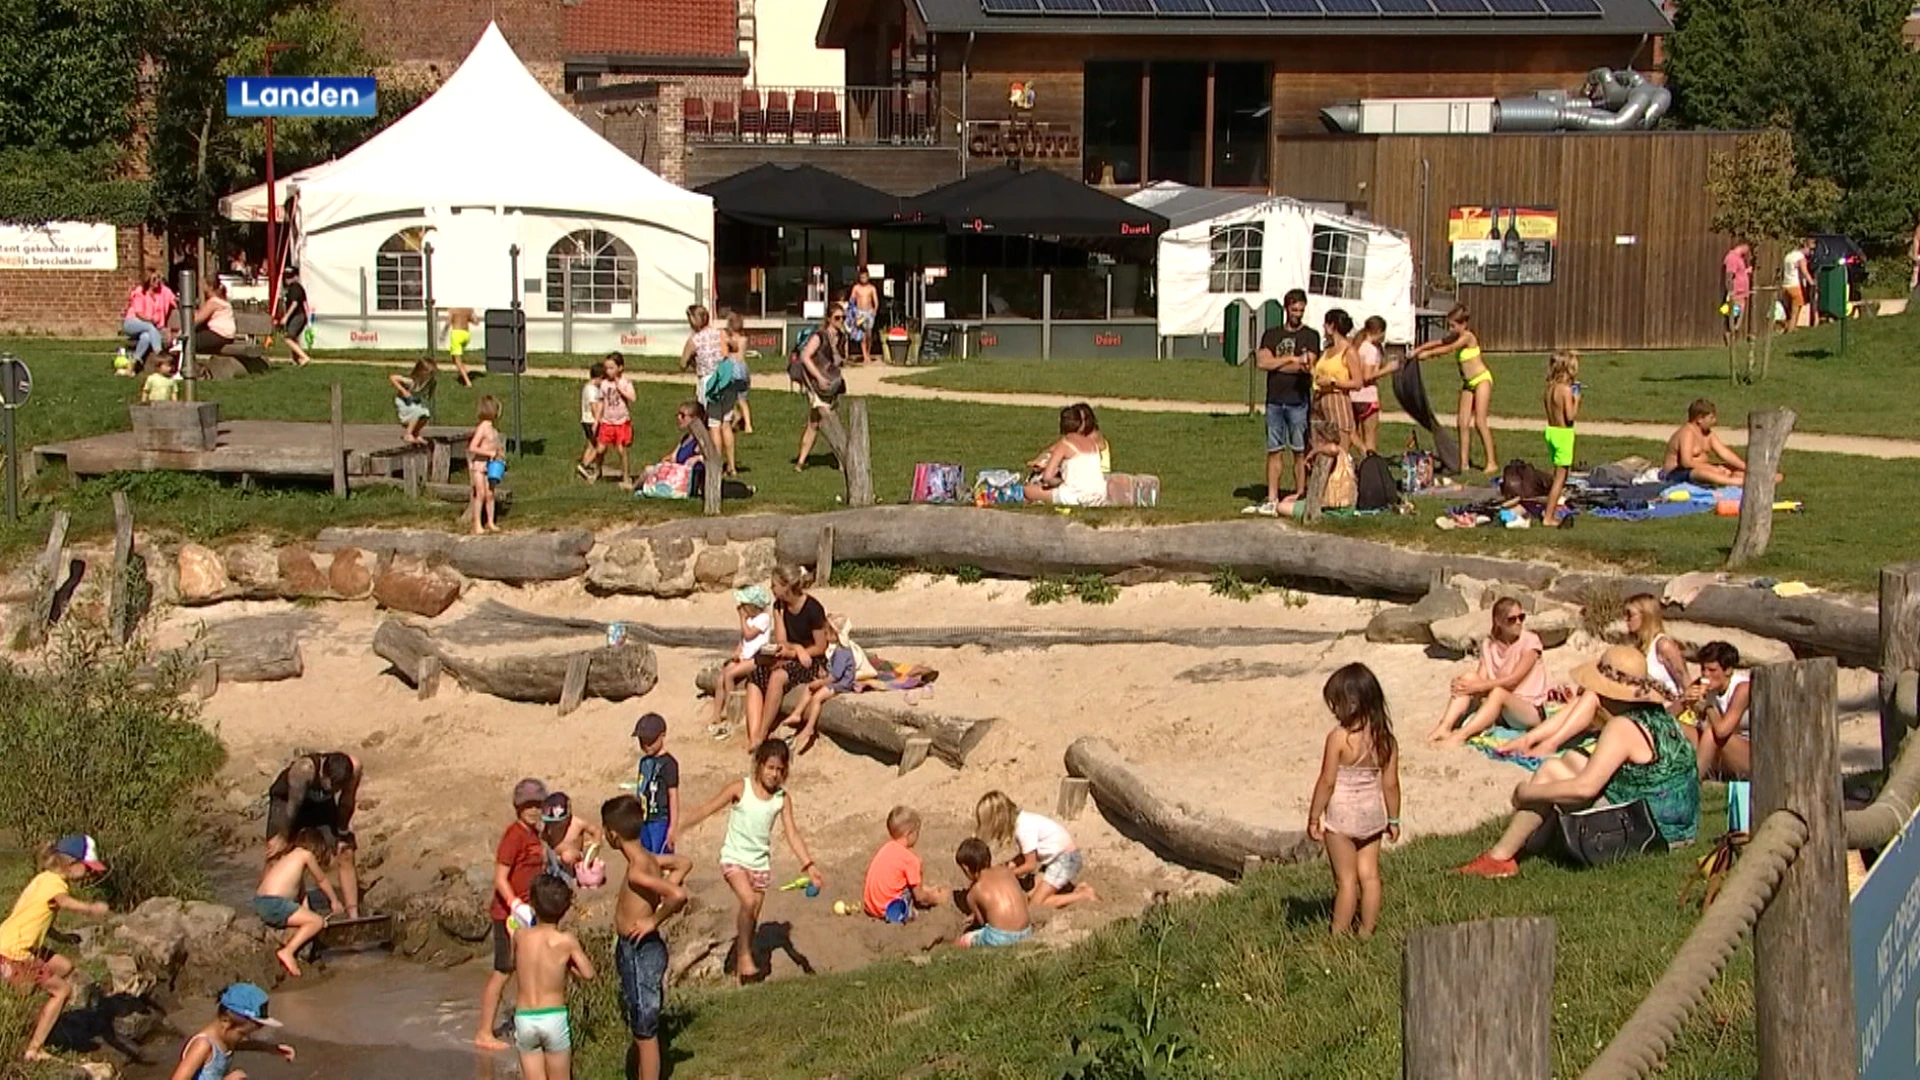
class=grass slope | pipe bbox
[2,338,1914,590]
[893,313,1919,439]
[564,791,1751,1079]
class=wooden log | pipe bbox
[898,736,932,776]
[1240,854,1262,880]
[694,666,994,768]
[416,656,442,701]
[1300,450,1332,525]
[591,614,1339,653]
[815,525,835,587]
[140,621,307,686]
[1549,572,1877,667]
[687,421,722,517]
[1063,737,1319,876]
[1728,407,1796,569]
[1752,658,1855,1080]
[1056,777,1090,820]
[27,511,70,646]
[372,618,657,705]
[844,398,873,508]
[1403,918,1555,1080]
[558,655,591,716]
[314,528,591,583]
[330,383,347,498]
[1881,563,1920,767]
[108,492,136,644]
[429,441,451,485]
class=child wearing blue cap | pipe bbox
[170,982,295,1080]
[0,834,110,1062]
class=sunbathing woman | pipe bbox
[1495,593,1686,760]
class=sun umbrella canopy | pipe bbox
[695,163,909,229]
[910,165,1168,238]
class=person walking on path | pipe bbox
[849,270,880,365]
[1246,288,1318,516]
[1780,237,1813,333]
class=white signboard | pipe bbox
[0,222,119,271]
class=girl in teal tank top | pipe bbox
[682,740,825,983]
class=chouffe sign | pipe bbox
[0,222,118,271]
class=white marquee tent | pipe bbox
[1128,183,1415,346]
[221,22,712,353]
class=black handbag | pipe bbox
[1555,799,1667,868]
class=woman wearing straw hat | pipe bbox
[1457,645,1700,879]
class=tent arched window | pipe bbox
[546,230,636,314]
[375,228,430,312]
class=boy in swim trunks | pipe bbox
[1661,398,1778,488]
[954,837,1031,948]
[444,307,478,387]
[511,874,595,1080]
[1541,351,1580,527]
[254,830,342,978]
[602,795,688,1080]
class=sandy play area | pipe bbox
[171,576,1885,978]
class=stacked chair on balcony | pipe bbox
[815,90,842,142]
[683,97,709,141]
[710,97,737,140]
[766,90,793,142]
[739,89,765,141]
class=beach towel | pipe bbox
[856,658,940,693]
[1468,724,1600,772]
[1391,363,1462,473]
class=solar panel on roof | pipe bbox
[979,0,1044,12]
[1321,0,1381,13]
[1541,0,1602,11]
[1263,0,1323,12]
[1152,0,1212,12]
[1376,0,1435,12]
[1205,0,1273,13]
[1429,0,1490,11]
[1038,0,1098,11]
[1094,0,1157,12]
[1487,0,1545,12]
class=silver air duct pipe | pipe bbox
[1319,68,1669,134]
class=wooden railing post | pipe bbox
[1880,563,1920,768]
[1752,657,1856,1080]
[1403,918,1554,1079]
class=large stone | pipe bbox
[100,952,148,997]
[735,538,777,586]
[1529,603,1579,649]
[651,536,698,598]
[179,901,236,942]
[277,546,330,598]
[585,538,661,595]
[373,556,463,618]
[176,544,229,602]
[1364,583,1469,645]
[328,547,375,599]
[221,541,279,593]
[693,545,741,587]
[1428,611,1491,655]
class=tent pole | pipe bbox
[510,243,523,457]
[423,242,436,360]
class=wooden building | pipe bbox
[680,0,1747,351]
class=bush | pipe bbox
[0,619,225,905]
[830,562,903,592]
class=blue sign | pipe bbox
[226,77,376,118]
[1853,805,1920,1079]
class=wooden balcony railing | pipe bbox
[683,84,939,147]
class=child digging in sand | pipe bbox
[254,829,343,977]
[1307,663,1402,938]
[601,795,688,1080]
[954,838,1031,948]
[706,586,775,737]
[0,835,109,1063]
[510,874,595,1080]
[974,791,1098,910]
[862,806,941,923]
[682,739,823,983]
[169,982,295,1080]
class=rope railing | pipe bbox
[1577,809,1810,1080]
[1844,716,1920,850]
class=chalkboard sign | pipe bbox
[915,323,955,364]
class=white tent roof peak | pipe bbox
[221,21,708,236]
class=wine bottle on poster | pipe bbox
[1501,207,1524,286]
[1482,207,1507,286]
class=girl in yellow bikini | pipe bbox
[1410,304,1498,474]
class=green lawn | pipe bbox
[892,311,1920,439]
[563,791,1753,1080]
[2,338,1913,591]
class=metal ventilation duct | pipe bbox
[1320,68,1671,134]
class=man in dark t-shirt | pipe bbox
[1248,288,1320,514]
[273,269,312,366]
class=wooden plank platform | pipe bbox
[32,421,474,484]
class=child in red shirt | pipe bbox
[861,806,941,922]
[476,778,550,1051]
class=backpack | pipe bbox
[785,327,817,385]
[788,327,846,403]
[911,463,964,503]
[1500,459,1551,500]
[1355,453,1396,511]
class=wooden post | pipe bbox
[1881,563,1920,768]
[898,736,933,776]
[1752,658,1855,1080]
[687,421,723,516]
[107,493,135,644]
[27,510,71,646]
[815,525,835,587]
[402,451,423,499]
[195,659,220,699]
[429,440,451,485]
[1240,854,1262,880]
[415,655,442,701]
[1403,918,1555,1080]
[1727,407,1796,569]
[1056,776,1090,820]
[330,383,347,498]
[558,654,591,716]
[844,397,873,508]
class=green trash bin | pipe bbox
[1222,300,1254,365]
[1817,262,1849,321]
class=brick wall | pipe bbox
[0,226,166,338]
[342,0,565,64]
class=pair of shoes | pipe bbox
[1241,501,1279,517]
[1454,854,1519,879]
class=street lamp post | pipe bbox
[263,42,293,318]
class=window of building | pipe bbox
[1212,63,1270,189]
[1083,61,1143,186]
[1148,60,1207,188]
[1209,224,1263,293]
[1309,225,1368,300]
[375,227,429,312]
[546,229,636,314]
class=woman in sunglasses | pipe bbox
[792,302,847,473]
[1429,597,1549,744]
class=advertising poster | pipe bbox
[1449,206,1557,287]
[0,222,118,270]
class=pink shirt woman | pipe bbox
[1481,628,1548,708]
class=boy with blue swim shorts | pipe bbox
[954,838,1032,948]
[253,830,342,978]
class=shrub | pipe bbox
[831,561,903,592]
[0,618,225,905]
[1027,578,1072,605]
[1073,575,1119,606]
[954,565,985,585]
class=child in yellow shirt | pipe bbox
[0,835,110,1062]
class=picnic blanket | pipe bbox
[1588,484,1742,522]
[1468,724,1599,772]
[856,658,938,693]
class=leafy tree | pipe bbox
[1667,0,1920,252]
[1707,127,1842,243]
[0,0,147,152]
